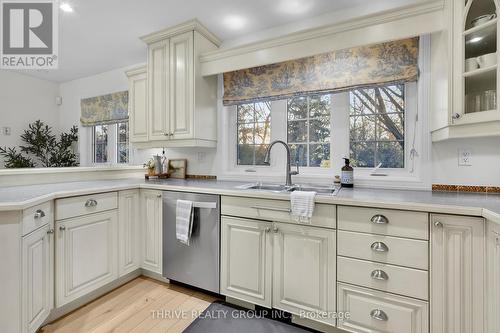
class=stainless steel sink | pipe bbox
[236,183,340,195]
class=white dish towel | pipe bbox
[290,191,316,224]
[176,199,194,245]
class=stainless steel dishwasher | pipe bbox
[162,191,220,293]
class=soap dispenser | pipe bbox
[341,158,354,188]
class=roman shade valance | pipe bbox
[80,91,129,127]
[223,37,419,106]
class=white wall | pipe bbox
[0,71,60,167]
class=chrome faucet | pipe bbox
[264,140,299,187]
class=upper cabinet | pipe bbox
[131,19,221,147]
[433,0,500,141]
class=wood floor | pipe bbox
[40,277,219,333]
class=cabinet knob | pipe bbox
[370,309,388,321]
[157,194,162,198]
[34,209,45,219]
[370,269,389,281]
[371,242,389,252]
[272,226,279,233]
[59,226,66,231]
[46,228,54,234]
[85,199,98,207]
[163,132,169,136]
[452,113,461,120]
[371,214,389,224]
[264,227,271,233]
[434,221,443,228]
[169,133,174,137]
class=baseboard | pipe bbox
[141,268,170,283]
[224,296,256,310]
[45,269,142,324]
[292,315,344,333]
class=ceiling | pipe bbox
[22,0,428,82]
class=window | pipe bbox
[117,122,129,164]
[237,102,271,165]
[93,124,108,163]
[92,122,129,164]
[287,94,331,167]
[349,84,405,168]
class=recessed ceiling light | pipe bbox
[224,15,246,30]
[470,37,483,43]
[278,0,313,15]
[60,3,74,13]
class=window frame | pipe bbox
[91,122,130,165]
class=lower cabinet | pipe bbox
[430,214,485,333]
[55,210,118,307]
[220,216,273,307]
[22,223,54,333]
[140,190,163,274]
[273,223,336,325]
[220,216,336,324]
[337,283,428,333]
[118,190,141,276]
[487,221,500,333]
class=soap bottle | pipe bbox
[341,158,354,188]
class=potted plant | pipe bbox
[143,158,156,176]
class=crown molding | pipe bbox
[200,0,445,75]
[125,64,147,77]
[140,18,222,46]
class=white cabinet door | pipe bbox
[431,214,485,333]
[169,31,194,140]
[221,216,272,307]
[487,221,500,333]
[272,223,336,325]
[148,39,170,141]
[127,67,148,142]
[56,210,118,307]
[140,190,163,274]
[118,190,141,277]
[22,224,53,333]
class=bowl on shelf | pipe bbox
[471,14,497,27]
[477,52,497,68]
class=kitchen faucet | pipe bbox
[263,140,299,187]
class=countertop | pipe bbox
[0,178,499,224]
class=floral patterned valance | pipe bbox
[223,37,419,106]
[80,91,129,127]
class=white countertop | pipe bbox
[0,178,499,224]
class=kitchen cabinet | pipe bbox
[126,65,148,143]
[430,214,485,333]
[22,223,54,333]
[220,216,273,307]
[55,210,118,307]
[140,190,163,274]
[118,190,141,277]
[432,0,500,140]
[272,223,336,325]
[487,221,500,333]
[139,19,220,147]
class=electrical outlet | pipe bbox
[458,148,472,166]
[2,127,11,136]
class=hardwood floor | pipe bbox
[40,277,219,333]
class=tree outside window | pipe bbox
[117,122,129,164]
[237,102,271,165]
[287,94,331,167]
[93,124,108,163]
[349,84,405,168]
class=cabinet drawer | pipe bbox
[55,192,118,220]
[337,283,428,333]
[337,257,428,300]
[221,196,336,228]
[338,206,428,240]
[22,201,53,236]
[338,231,428,270]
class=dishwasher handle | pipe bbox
[192,202,217,209]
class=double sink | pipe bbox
[237,183,341,195]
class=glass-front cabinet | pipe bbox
[453,0,500,125]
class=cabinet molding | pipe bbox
[487,221,500,333]
[126,65,149,143]
[431,214,485,333]
[118,190,141,276]
[140,190,163,274]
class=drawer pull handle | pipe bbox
[371,214,389,224]
[371,242,389,252]
[370,309,388,321]
[46,228,54,234]
[85,199,98,207]
[251,206,291,213]
[371,269,389,281]
[34,209,45,219]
